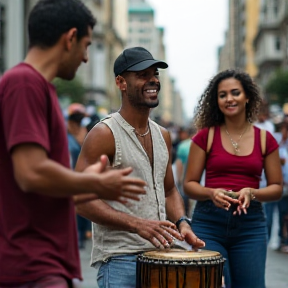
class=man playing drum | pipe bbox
[74,47,205,288]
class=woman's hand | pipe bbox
[232,188,255,215]
[211,188,240,210]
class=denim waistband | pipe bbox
[194,200,263,214]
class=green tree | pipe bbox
[53,77,86,104]
[265,69,288,106]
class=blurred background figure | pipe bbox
[171,126,190,164]
[254,100,275,134]
[174,126,196,217]
[85,105,101,132]
[254,101,279,248]
[67,103,92,249]
[275,122,288,253]
[67,103,87,167]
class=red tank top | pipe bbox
[192,126,278,191]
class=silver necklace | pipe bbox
[225,124,249,154]
[134,126,150,137]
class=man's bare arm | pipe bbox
[11,142,145,200]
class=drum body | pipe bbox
[136,249,224,288]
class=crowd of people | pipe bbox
[0,1,287,288]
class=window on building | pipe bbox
[273,0,279,16]
[94,0,103,5]
[139,38,150,45]
[139,17,149,22]
[97,43,103,50]
[0,4,5,74]
[262,3,267,20]
[287,30,288,55]
[275,36,281,51]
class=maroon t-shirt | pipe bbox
[192,125,278,192]
[0,63,81,283]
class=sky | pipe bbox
[147,0,229,118]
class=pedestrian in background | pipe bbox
[67,103,93,249]
[0,1,145,287]
[174,126,196,217]
[74,46,205,288]
[277,122,288,253]
[184,69,282,288]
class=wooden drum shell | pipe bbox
[136,249,224,288]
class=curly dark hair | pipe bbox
[28,0,96,49]
[193,69,263,130]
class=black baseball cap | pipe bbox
[113,47,168,77]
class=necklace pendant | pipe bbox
[232,143,238,149]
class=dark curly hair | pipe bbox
[193,69,262,130]
[28,0,96,49]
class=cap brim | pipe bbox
[126,59,168,72]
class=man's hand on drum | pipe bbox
[178,221,205,250]
[211,188,240,210]
[135,219,182,249]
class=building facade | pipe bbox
[218,0,260,78]
[0,0,26,75]
[254,0,288,100]
[77,0,128,112]
[127,0,184,125]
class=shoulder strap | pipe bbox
[206,127,215,154]
[260,129,266,156]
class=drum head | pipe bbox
[142,249,221,260]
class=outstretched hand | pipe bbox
[84,155,147,203]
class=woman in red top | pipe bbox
[184,69,282,288]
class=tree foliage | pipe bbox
[53,77,86,104]
[265,69,288,105]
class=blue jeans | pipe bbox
[264,196,288,245]
[278,196,288,245]
[263,201,279,242]
[192,200,267,288]
[97,254,138,288]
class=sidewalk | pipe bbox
[79,239,288,288]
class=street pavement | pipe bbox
[79,238,288,288]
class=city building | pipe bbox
[77,0,128,112]
[0,0,27,75]
[254,0,286,98]
[218,0,260,78]
[128,0,185,125]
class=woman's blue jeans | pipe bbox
[191,200,267,288]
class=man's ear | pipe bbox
[64,28,77,51]
[116,75,127,91]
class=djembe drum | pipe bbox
[136,249,224,288]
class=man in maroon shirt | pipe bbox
[0,0,146,287]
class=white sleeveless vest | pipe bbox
[91,112,169,264]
